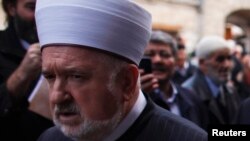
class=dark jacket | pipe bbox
[149,84,208,129]
[182,69,240,125]
[38,97,207,141]
[235,97,250,124]
[172,62,197,85]
[0,24,53,141]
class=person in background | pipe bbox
[0,0,53,140]
[231,47,250,101]
[182,36,240,125]
[172,46,197,85]
[35,0,207,141]
[235,97,250,124]
[140,30,208,129]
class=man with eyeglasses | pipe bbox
[140,30,208,129]
[182,36,240,125]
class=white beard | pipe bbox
[53,99,123,141]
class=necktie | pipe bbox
[217,85,229,123]
[218,85,226,106]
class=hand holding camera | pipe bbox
[139,57,159,94]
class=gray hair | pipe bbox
[150,30,177,55]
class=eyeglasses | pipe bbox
[215,55,232,63]
[144,51,173,58]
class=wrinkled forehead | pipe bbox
[41,46,106,72]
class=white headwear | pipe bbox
[35,0,152,65]
[195,36,230,59]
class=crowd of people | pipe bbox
[0,0,249,141]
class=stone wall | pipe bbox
[0,0,250,52]
[135,0,250,53]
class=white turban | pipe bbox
[35,0,152,65]
[195,36,230,59]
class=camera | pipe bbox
[139,57,152,74]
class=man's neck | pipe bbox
[159,80,173,99]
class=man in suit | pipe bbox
[182,36,240,125]
[172,47,197,85]
[140,30,208,129]
[35,0,207,141]
[0,0,53,140]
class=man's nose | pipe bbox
[49,78,71,104]
[152,54,162,63]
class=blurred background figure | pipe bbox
[182,36,240,126]
[0,0,53,140]
[235,97,250,124]
[235,53,250,100]
[229,43,250,101]
[172,37,197,85]
[140,30,208,129]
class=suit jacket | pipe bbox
[172,62,197,85]
[149,84,208,129]
[38,97,207,141]
[0,24,54,141]
[235,97,250,124]
[182,69,240,125]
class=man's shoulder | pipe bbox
[0,27,13,48]
[37,126,73,141]
[182,70,206,90]
[152,105,204,130]
[144,105,207,141]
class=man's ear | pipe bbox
[199,58,207,72]
[118,64,139,101]
[198,58,205,65]
[7,3,16,16]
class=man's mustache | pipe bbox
[54,102,80,115]
[152,65,167,72]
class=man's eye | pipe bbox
[144,52,155,57]
[159,52,172,58]
[71,74,82,79]
[43,74,55,80]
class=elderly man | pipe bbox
[183,36,240,125]
[35,0,207,141]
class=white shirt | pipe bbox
[103,90,147,141]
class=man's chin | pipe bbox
[53,110,123,141]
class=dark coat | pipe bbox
[182,69,240,125]
[37,98,207,141]
[0,24,53,141]
[149,84,208,129]
[172,62,197,85]
[235,97,250,124]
